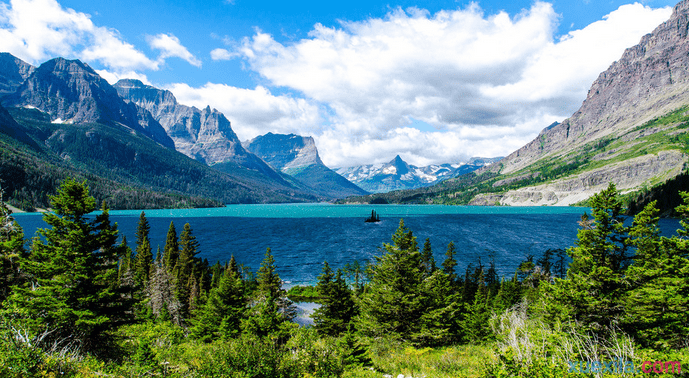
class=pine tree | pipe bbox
[313,262,356,336]
[134,212,153,286]
[459,269,491,343]
[6,179,128,353]
[624,199,689,349]
[547,183,630,331]
[421,238,436,278]
[191,265,246,342]
[357,219,427,343]
[176,223,199,317]
[163,221,179,272]
[442,241,458,284]
[0,190,25,304]
[243,248,296,339]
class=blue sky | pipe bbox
[0,0,678,167]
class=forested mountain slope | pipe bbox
[0,56,320,209]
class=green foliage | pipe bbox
[286,284,322,301]
[623,198,689,349]
[0,190,25,304]
[357,219,427,343]
[4,179,129,354]
[547,183,630,332]
[191,265,246,342]
[313,262,357,337]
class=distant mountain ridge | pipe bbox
[336,155,501,193]
[244,133,368,198]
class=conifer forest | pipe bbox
[1,179,688,377]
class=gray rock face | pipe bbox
[0,53,34,95]
[492,0,689,175]
[114,79,266,169]
[244,132,368,198]
[338,155,500,193]
[243,133,322,172]
[1,57,174,149]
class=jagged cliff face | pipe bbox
[1,58,174,149]
[115,79,258,166]
[244,132,369,198]
[498,0,689,175]
[467,0,689,205]
[0,53,34,95]
[243,133,322,172]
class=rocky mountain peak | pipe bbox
[1,57,174,149]
[115,79,265,168]
[388,155,410,176]
[243,133,322,171]
[0,53,34,95]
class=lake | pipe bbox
[11,204,681,286]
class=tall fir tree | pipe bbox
[546,183,630,332]
[624,199,689,349]
[163,221,179,273]
[421,238,437,278]
[134,212,153,287]
[313,262,356,336]
[356,219,428,343]
[442,241,458,285]
[243,248,296,339]
[176,223,200,317]
[0,191,25,304]
[6,179,128,353]
[191,265,246,342]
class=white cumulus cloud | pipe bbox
[0,0,158,71]
[147,33,202,68]
[226,2,672,167]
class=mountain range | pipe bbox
[335,155,501,193]
[345,0,689,210]
[0,53,369,209]
[4,0,688,211]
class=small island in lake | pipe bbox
[365,209,381,222]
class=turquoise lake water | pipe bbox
[12,204,681,286]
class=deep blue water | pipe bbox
[11,204,681,286]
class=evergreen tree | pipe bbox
[176,223,199,317]
[313,262,356,336]
[421,238,436,278]
[442,241,458,284]
[343,260,366,294]
[135,211,150,248]
[134,212,153,286]
[163,221,179,272]
[624,199,689,349]
[459,269,491,343]
[357,219,427,343]
[0,192,25,304]
[243,248,296,339]
[191,265,245,342]
[547,183,630,331]
[6,179,128,353]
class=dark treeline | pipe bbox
[0,179,688,377]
